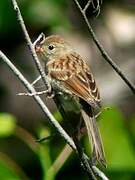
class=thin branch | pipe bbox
[10,0,97,178]
[10,0,96,178]
[31,75,41,86]
[11,0,50,90]
[0,51,109,180]
[8,0,109,178]
[72,135,96,179]
[91,0,101,15]
[93,166,109,180]
[83,0,92,13]
[53,95,108,179]
[0,50,76,150]
[0,51,97,179]
[73,0,135,95]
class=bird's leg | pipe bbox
[17,75,55,97]
[17,84,54,97]
[17,89,50,96]
[31,75,41,86]
[46,90,55,98]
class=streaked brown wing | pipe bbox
[66,72,101,107]
[47,53,101,107]
[86,71,101,106]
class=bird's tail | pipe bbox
[81,109,106,167]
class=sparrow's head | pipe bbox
[34,33,72,61]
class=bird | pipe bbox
[34,33,106,166]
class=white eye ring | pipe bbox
[48,45,55,50]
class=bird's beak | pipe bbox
[33,33,45,54]
[35,45,44,53]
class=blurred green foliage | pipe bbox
[98,108,135,180]
[0,161,20,180]
[0,113,16,137]
[0,108,134,180]
[0,0,135,179]
[0,0,70,37]
[26,0,70,29]
[99,108,135,171]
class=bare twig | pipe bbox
[91,0,101,14]
[0,51,97,179]
[0,50,109,179]
[93,166,109,180]
[73,0,135,95]
[31,75,41,86]
[53,95,108,179]
[10,0,97,178]
[11,0,50,90]
[7,0,109,179]
[10,0,96,178]
[72,135,96,179]
[83,0,101,15]
[83,0,92,13]
[17,90,49,96]
[0,51,76,150]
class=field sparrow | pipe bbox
[35,33,106,166]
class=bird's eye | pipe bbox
[48,45,55,50]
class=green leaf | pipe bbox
[0,161,20,180]
[130,116,135,140]
[98,107,135,170]
[37,127,55,180]
[0,152,29,180]
[0,113,16,137]
[54,111,63,122]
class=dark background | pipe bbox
[0,0,135,179]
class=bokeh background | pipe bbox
[0,0,135,179]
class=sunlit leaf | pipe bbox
[54,111,63,122]
[37,127,55,180]
[0,113,16,137]
[0,161,20,180]
[98,107,135,170]
[0,152,28,180]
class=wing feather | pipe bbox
[47,53,101,107]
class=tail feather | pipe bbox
[81,109,106,167]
